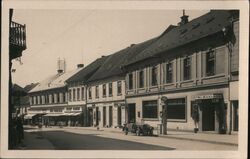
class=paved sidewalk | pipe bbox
[16,130,55,150]
[63,126,238,146]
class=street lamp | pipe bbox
[161,96,168,135]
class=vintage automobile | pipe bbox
[123,123,154,136]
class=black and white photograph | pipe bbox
[1,0,249,158]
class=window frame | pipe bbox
[128,73,133,90]
[139,70,144,88]
[166,97,187,122]
[108,82,113,97]
[206,50,216,76]
[88,87,92,99]
[183,56,192,81]
[95,85,99,98]
[142,100,158,119]
[102,84,106,97]
[117,81,122,95]
[151,66,158,86]
[166,62,173,83]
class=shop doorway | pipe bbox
[103,107,106,127]
[128,103,136,123]
[95,107,99,126]
[88,108,93,126]
[109,106,113,127]
[117,106,122,126]
[233,101,238,131]
[202,103,215,131]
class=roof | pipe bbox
[12,84,27,96]
[86,37,158,82]
[29,68,82,93]
[126,10,236,66]
[66,56,109,83]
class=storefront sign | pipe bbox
[195,94,223,100]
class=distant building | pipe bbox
[66,57,108,127]
[27,61,83,126]
[123,10,239,134]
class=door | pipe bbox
[117,106,122,126]
[128,104,136,123]
[202,103,215,131]
[103,107,106,127]
[109,106,113,127]
[88,108,93,126]
[233,101,238,131]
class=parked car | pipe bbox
[123,123,154,136]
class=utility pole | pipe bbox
[161,96,168,135]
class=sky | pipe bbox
[11,9,209,87]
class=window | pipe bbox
[88,87,92,99]
[73,89,76,101]
[73,107,80,110]
[128,73,133,90]
[62,93,66,102]
[68,90,72,101]
[139,70,144,88]
[206,50,215,76]
[95,86,99,98]
[166,63,173,83]
[167,98,186,120]
[103,84,106,97]
[81,87,85,100]
[183,57,191,80]
[142,100,158,118]
[108,83,113,96]
[151,66,158,86]
[117,81,122,95]
[51,94,54,103]
[77,88,80,101]
[57,93,60,103]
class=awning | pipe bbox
[24,114,37,119]
[43,113,63,117]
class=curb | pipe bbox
[44,126,238,146]
[157,135,238,146]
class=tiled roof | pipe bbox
[29,68,82,93]
[125,10,236,66]
[23,83,39,92]
[66,56,109,83]
[86,37,158,82]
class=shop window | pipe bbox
[151,66,158,86]
[206,50,215,76]
[139,70,144,88]
[77,88,80,101]
[128,73,133,90]
[167,98,186,120]
[88,87,92,99]
[81,87,85,100]
[108,83,113,96]
[95,86,99,98]
[142,100,158,118]
[183,56,191,80]
[166,63,173,83]
[117,81,122,95]
[103,84,106,97]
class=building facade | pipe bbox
[27,66,83,126]
[123,10,239,134]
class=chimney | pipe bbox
[57,58,66,74]
[178,10,189,26]
[77,64,84,68]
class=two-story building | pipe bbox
[123,10,239,134]
[86,39,157,128]
[27,64,82,126]
[66,57,108,127]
